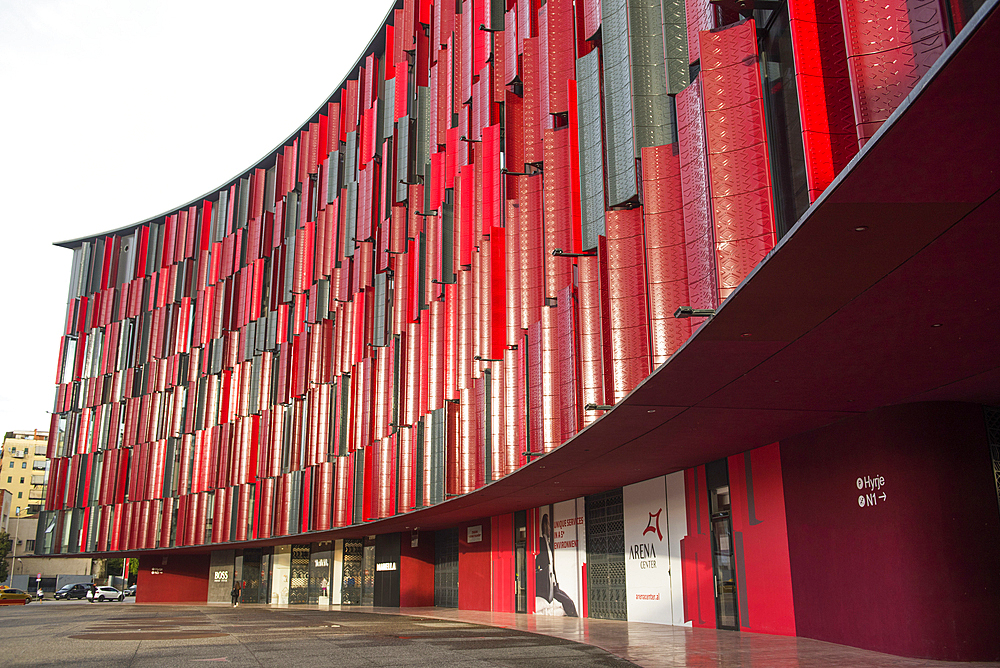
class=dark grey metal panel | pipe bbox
[397,115,412,202]
[237,176,251,229]
[602,0,638,206]
[344,131,358,182]
[577,50,606,250]
[415,86,430,177]
[372,272,387,347]
[383,77,396,139]
[429,407,445,506]
[661,0,690,94]
[440,191,455,282]
[284,190,299,237]
[264,165,277,213]
[630,0,674,150]
[327,150,341,204]
[344,182,358,258]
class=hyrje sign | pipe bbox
[623,476,672,624]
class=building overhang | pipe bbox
[94,0,1000,557]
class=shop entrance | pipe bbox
[585,489,627,620]
[514,510,528,613]
[707,459,740,630]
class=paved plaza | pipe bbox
[1,602,998,667]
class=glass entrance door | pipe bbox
[515,510,527,613]
[711,513,739,629]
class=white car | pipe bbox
[87,586,125,602]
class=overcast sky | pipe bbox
[0,0,394,437]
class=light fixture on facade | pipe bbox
[673,306,716,318]
[552,248,598,257]
[584,403,614,411]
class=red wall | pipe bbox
[491,513,515,613]
[136,553,210,603]
[728,443,796,636]
[780,402,1000,661]
[400,530,435,607]
[458,519,492,611]
[680,465,715,627]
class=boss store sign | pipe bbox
[373,534,401,607]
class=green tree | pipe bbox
[0,531,11,583]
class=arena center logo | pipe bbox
[629,508,663,567]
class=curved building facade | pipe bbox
[40,0,1000,661]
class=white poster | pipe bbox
[623,476,672,623]
[665,471,690,626]
[535,499,585,617]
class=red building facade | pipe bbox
[41,0,1000,661]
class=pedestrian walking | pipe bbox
[231,581,241,607]
[37,586,44,602]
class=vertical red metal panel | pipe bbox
[477,238,491,372]
[333,455,351,527]
[526,320,543,456]
[404,322,421,424]
[642,144,692,365]
[542,129,574,298]
[398,426,414,512]
[459,387,476,493]
[522,37,542,164]
[700,22,777,302]
[582,0,601,40]
[428,299,445,411]
[444,283,459,401]
[502,347,521,473]
[686,0,715,65]
[519,175,545,330]
[605,208,652,403]
[676,77,720,312]
[556,285,580,441]
[505,6,519,84]
[489,226,507,360]
[788,0,857,200]
[539,305,562,451]
[457,266,474,391]
[839,0,946,145]
[544,0,575,115]
[458,165,475,267]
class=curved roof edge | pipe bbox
[54,0,403,250]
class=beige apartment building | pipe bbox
[1,430,49,518]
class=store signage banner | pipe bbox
[535,499,585,617]
[624,476,672,623]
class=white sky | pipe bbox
[0,0,395,436]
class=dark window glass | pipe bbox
[945,0,987,35]
[758,3,810,238]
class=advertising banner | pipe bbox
[623,476,673,623]
[535,499,585,616]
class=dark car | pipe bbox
[54,583,91,600]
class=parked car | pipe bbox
[125,584,137,597]
[87,586,124,602]
[0,587,32,604]
[54,583,91,600]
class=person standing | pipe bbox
[231,581,241,607]
[36,585,43,603]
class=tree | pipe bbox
[0,531,11,583]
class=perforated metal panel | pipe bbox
[577,50,606,251]
[662,0,690,93]
[341,538,364,605]
[434,527,460,608]
[602,0,638,206]
[586,489,627,620]
[986,407,1000,512]
[289,544,311,604]
[630,0,674,150]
